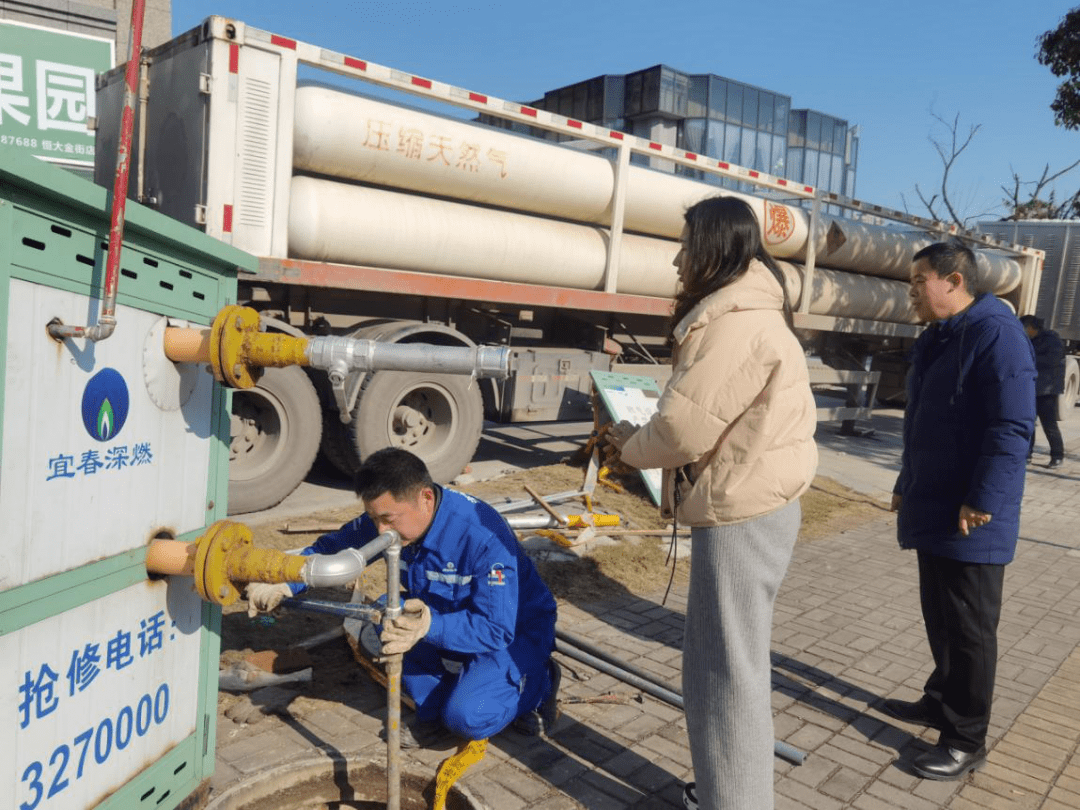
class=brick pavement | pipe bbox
[209,449,1080,809]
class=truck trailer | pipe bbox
[978,219,1080,417]
[94,16,1046,514]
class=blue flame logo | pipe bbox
[81,368,130,442]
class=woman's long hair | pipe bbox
[669,196,790,343]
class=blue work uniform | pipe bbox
[293,487,558,740]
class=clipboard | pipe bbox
[589,370,664,505]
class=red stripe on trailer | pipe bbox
[520,106,538,117]
[648,142,663,151]
[260,260,675,317]
[412,76,432,89]
[469,92,487,103]
[270,34,297,50]
[749,170,760,178]
[804,186,813,193]
[567,119,582,129]
[718,161,730,169]
[228,43,239,73]
[777,179,788,186]
[223,205,233,233]
[685,152,698,160]
[609,131,624,139]
[345,56,367,71]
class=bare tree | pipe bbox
[1001,159,1080,220]
[904,110,1079,225]
[902,112,991,228]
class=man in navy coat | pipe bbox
[885,242,1035,780]
[1020,314,1066,467]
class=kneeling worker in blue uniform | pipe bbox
[246,447,560,747]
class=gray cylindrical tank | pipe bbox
[292,84,1021,292]
[289,177,926,322]
[288,176,682,299]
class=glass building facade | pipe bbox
[514,65,858,200]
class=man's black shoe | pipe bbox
[681,781,698,809]
[880,697,943,730]
[912,744,986,780]
[512,658,561,736]
[1048,457,1064,469]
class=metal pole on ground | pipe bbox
[383,538,403,810]
[555,629,807,766]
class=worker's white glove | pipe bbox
[379,599,431,656]
[245,582,293,618]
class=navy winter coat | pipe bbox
[1030,328,1065,397]
[894,293,1036,564]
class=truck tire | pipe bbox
[318,379,363,479]
[337,370,483,484]
[228,364,323,514]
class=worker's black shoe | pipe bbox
[512,658,561,736]
[912,744,986,780]
[681,781,698,808]
[880,697,944,730]
[1048,457,1064,469]
[381,718,450,749]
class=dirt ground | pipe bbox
[217,460,888,722]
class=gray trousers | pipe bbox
[683,500,800,810]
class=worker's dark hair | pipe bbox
[353,447,434,502]
[1019,314,1044,331]
[670,196,790,342]
[912,241,979,295]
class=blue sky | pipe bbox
[175,1,1079,223]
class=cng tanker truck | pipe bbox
[978,219,1080,414]
[94,16,1046,514]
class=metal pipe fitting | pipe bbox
[305,336,510,379]
[300,530,399,588]
[506,513,620,530]
[383,533,404,810]
[47,0,146,344]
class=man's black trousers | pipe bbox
[1029,394,1065,461]
[917,550,1005,752]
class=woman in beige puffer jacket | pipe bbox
[609,196,817,810]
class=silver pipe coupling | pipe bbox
[305,337,509,379]
[301,530,400,588]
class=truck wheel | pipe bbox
[348,370,483,484]
[1059,357,1080,422]
[228,364,322,514]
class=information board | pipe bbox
[1,580,203,810]
[0,21,113,167]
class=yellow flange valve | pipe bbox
[146,520,308,606]
[208,305,264,389]
[163,305,311,390]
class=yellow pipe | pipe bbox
[145,539,197,576]
[241,330,310,370]
[162,305,310,390]
[146,521,308,606]
[162,327,211,363]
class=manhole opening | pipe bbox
[207,759,481,810]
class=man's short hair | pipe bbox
[1019,314,1044,331]
[353,448,434,502]
[912,241,979,294]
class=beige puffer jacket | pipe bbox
[620,259,818,526]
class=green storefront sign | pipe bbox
[0,21,113,167]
